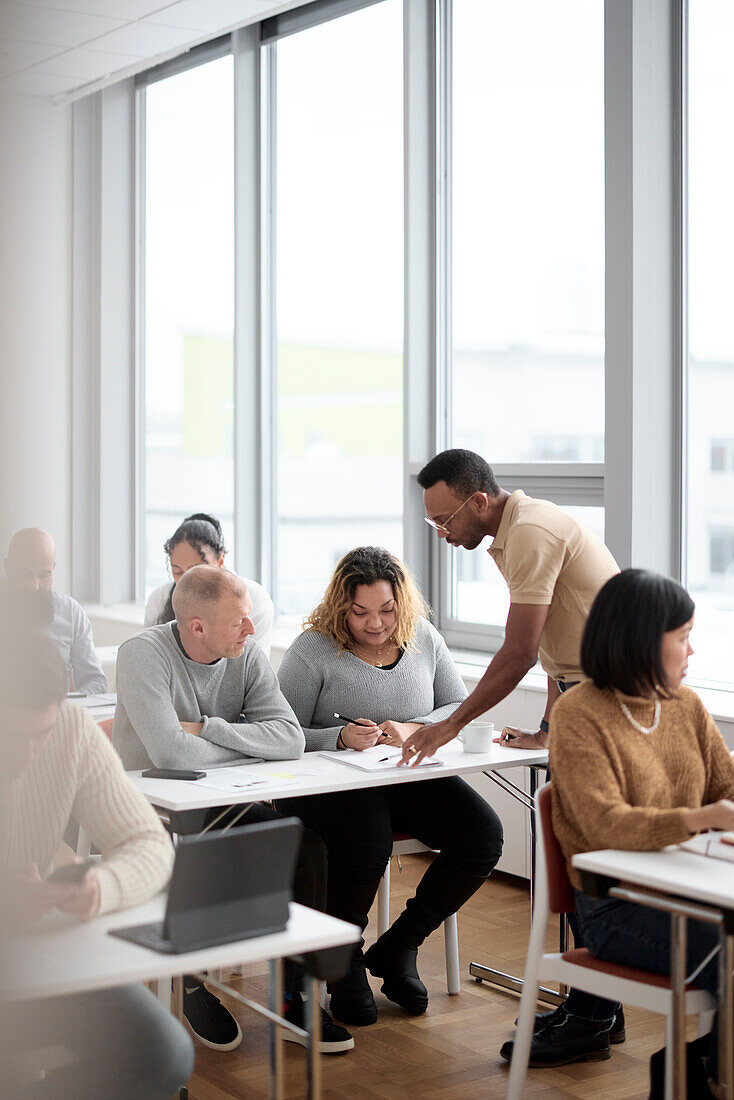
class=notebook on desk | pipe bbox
[679,832,734,865]
[110,817,302,954]
[319,746,444,772]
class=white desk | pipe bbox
[71,692,117,723]
[573,846,734,1100]
[130,742,549,1004]
[129,741,548,811]
[4,897,359,1100]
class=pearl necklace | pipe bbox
[614,690,661,735]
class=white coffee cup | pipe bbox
[458,722,494,753]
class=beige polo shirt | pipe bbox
[488,491,619,682]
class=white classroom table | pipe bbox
[4,896,359,1100]
[129,741,549,1003]
[70,691,117,723]
[129,741,549,811]
[573,846,734,1100]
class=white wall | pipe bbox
[0,92,73,590]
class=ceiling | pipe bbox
[0,0,307,100]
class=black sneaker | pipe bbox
[500,1011,612,1068]
[183,981,243,1051]
[282,995,355,1054]
[525,1003,626,1044]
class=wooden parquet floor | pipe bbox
[186,855,670,1099]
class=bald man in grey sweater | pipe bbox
[112,566,353,1055]
[113,567,303,771]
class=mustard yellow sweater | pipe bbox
[550,682,734,889]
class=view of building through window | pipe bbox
[450,0,604,626]
[143,56,235,594]
[275,0,404,619]
[687,0,734,685]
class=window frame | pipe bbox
[77,0,690,670]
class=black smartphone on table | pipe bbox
[46,857,97,884]
[141,768,206,781]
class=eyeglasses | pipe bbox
[424,493,476,535]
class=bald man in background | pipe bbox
[3,528,107,695]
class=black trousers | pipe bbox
[278,776,503,934]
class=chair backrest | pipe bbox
[98,718,114,740]
[537,783,575,915]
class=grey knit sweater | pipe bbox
[113,623,304,770]
[277,617,467,752]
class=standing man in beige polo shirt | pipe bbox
[402,448,622,1068]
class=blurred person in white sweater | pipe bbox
[0,629,193,1099]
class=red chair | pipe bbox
[376,832,460,995]
[508,783,714,1099]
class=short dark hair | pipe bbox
[0,631,67,710]
[417,449,500,497]
[581,569,695,697]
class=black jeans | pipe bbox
[278,776,503,933]
[3,983,194,1100]
[575,890,720,1074]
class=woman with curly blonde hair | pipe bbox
[277,547,503,1028]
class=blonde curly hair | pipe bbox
[304,547,430,653]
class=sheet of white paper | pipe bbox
[318,746,443,772]
[196,769,324,794]
[73,693,117,708]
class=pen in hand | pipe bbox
[333,712,361,725]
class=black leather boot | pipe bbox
[364,857,486,1015]
[326,879,382,1026]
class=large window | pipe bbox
[141,55,235,595]
[273,0,404,619]
[686,0,734,685]
[126,2,734,692]
[446,0,605,634]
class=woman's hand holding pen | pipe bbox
[339,718,383,751]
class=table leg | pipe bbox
[172,975,184,1022]
[670,912,687,1100]
[719,930,734,1100]
[304,976,322,1100]
[157,977,172,1009]
[528,765,539,915]
[268,959,284,1100]
[469,764,563,1006]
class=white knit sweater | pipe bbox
[1,702,173,915]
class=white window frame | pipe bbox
[75,0,690,677]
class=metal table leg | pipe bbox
[268,959,284,1100]
[670,912,687,1100]
[172,975,184,1022]
[469,764,564,1006]
[304,976,322,1100]
[719,930,734,1100]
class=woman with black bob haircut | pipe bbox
[277,546,504,1028]
[144,512,274,655]
[581,568,696,698]
[551,569,734,1089]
